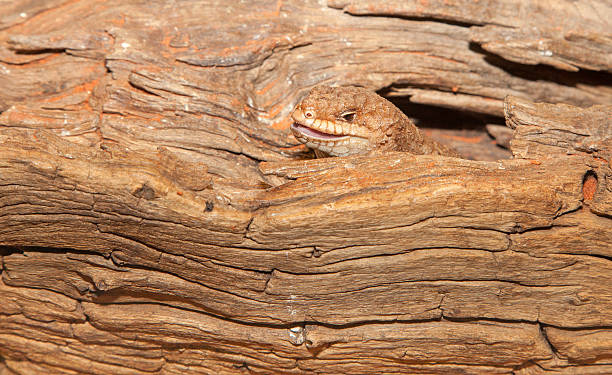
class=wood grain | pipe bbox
[1,0,611,373]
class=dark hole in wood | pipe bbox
[377,89,511,161]
[377,91,504,131]
[468,42,612,88]
[205,201,214,212]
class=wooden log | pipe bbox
[1,0,611,373]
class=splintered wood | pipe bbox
[1,0,611,374]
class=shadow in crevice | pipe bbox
[376,91,504,131]
[0,245,107,258]
[0,246,24,257]
[468,42,612,88]
[328,5,484,29]
[376,89,511,161]
[8,48,65,55]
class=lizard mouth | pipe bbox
[290,111,370,156]
[290,122,348,141]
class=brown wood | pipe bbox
[1,1,611,374]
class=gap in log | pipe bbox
[469,42,612,93]
[378,89,512,161]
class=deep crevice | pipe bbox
[7,47,65,55]
[0,245,104,258]
[538,322,560,357]
[329,7,491,28]
[371,43,611,158]
[443,317,612,332]
[571,252,612,262]
[442,315,539,325]
[0,245,22,257]
[377,86,505,131]
[468,42,612,88]
[539,322,612,332]
[375,85,511,161]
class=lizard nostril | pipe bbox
[304,111,314,118]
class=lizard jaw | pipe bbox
[290,121,352,156]
[290,107,372,156]
[290,120,370,157]
[290,121,349,141]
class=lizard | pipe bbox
[290,85,461,158]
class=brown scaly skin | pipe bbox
[291,85,461,158]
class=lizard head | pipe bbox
[291,85,404,156]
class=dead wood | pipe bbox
[0,0,611,374]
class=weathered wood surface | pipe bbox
[1,0,611,374]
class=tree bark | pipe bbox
[1,1,611,374]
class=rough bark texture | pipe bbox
[1,1,611,374]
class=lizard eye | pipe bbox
[340,111,356,122]
[304,110,314,118]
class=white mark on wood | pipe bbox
[537,40,552,56]
[20,13,27,18]
[121,42,131,49]
[286,295,298,317]
[390,158,402,167]
[288,325,305,345]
